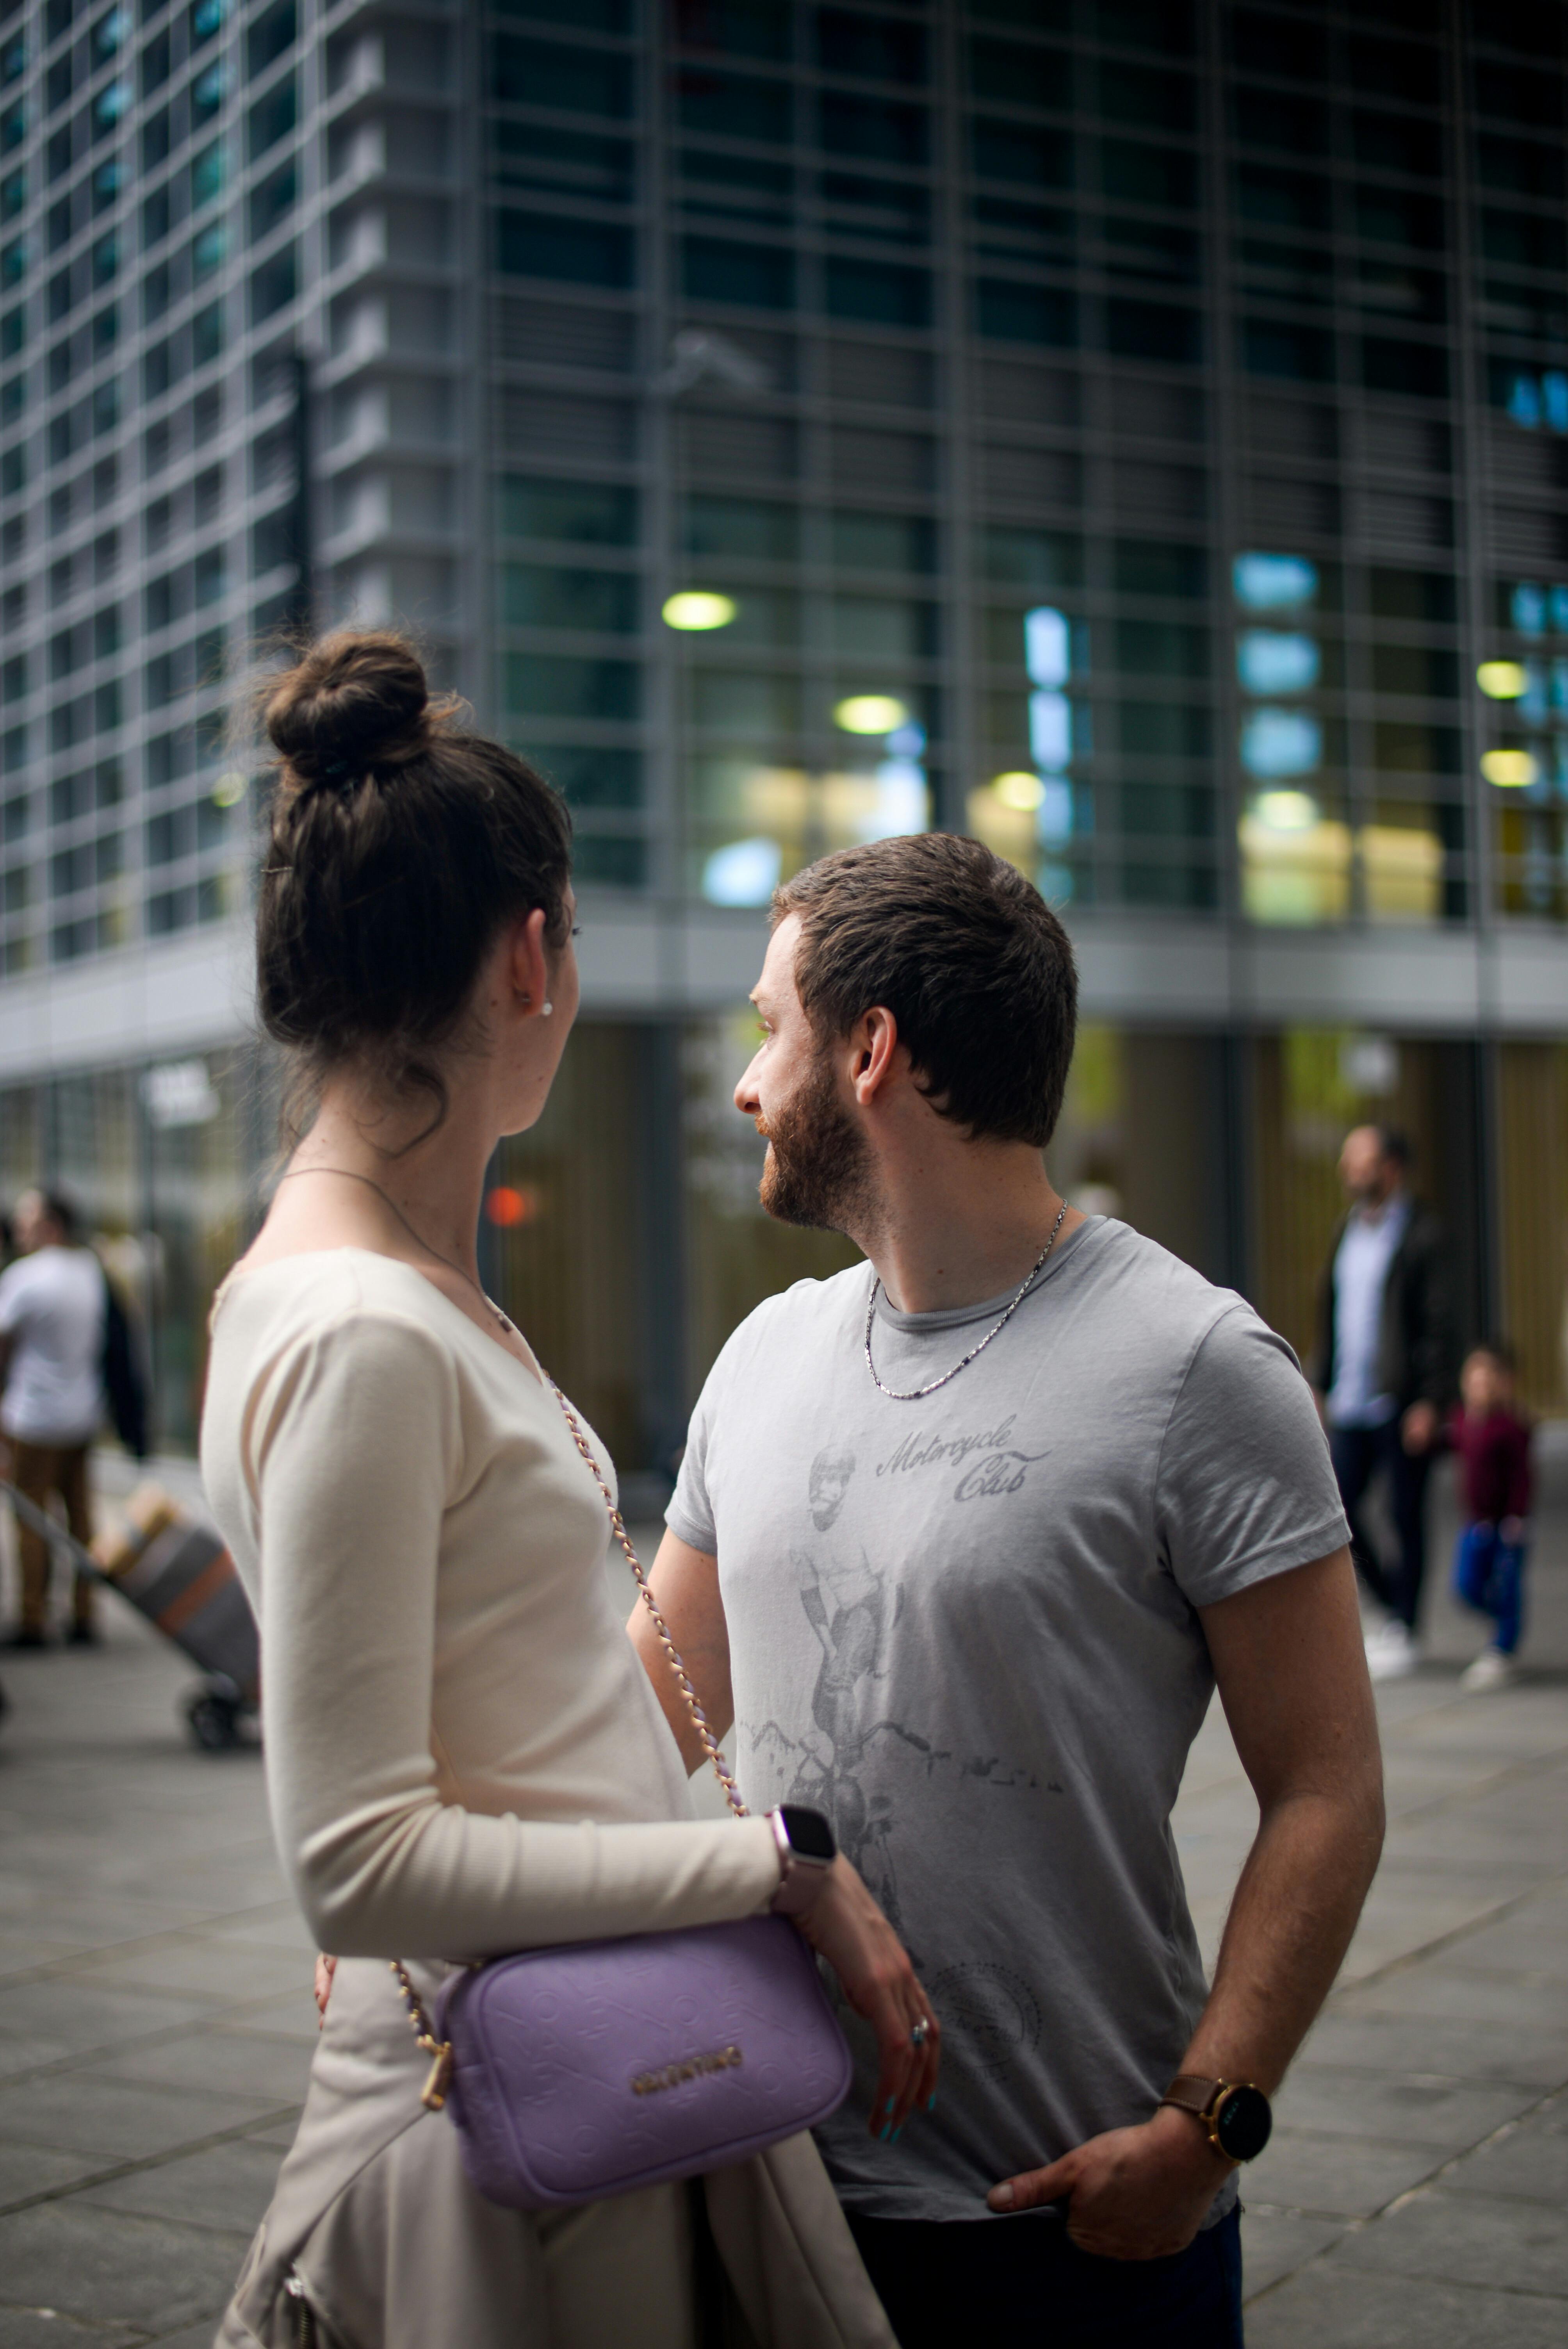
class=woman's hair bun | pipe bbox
[264,630,432,787]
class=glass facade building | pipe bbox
[1,0,1566,1472]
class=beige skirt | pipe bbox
[216,1956,896,2349]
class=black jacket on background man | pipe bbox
[1308,1198,1458,1414]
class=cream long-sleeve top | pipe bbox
[201,1249,779,1960]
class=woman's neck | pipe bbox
[284,1082,494,1283]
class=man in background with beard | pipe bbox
[632,834,1385,2349]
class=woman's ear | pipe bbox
[503,909,551,1014]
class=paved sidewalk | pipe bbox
[0,1457,1564,2344]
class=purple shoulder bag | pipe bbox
[388,1383,852,2211]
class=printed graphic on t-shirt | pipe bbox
[875,1412,1050,1503]
[748,1435,1043,1953]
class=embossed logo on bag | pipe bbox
[631,2046,743,2095]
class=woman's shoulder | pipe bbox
[210,1249,467,1386]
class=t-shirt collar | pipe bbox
[871,1214,1102,1335]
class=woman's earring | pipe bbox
[541,1000,554,1017]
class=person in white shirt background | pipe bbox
[0,1187,106,1647]
[1308,1126,1457,1682]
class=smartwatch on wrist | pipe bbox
[767,1804,837,1916]
[1159,2075,1273,2163]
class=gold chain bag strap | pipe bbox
[389,1378,751,2104]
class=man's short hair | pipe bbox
[772,833,1078,1149]
[36,1188,79,1240]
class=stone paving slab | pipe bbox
[0,1480,1564,2344]
[1246,2265,1568,2349]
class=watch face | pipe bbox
[1215,2086,1272,2163]
[778,1804,837,1863]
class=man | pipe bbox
[0,1188,105,1647]
[633,836,1384,2349]
[1308,1125,1455,1682]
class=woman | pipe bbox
[203,633,937,2347]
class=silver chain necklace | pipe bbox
[274,1166,519,1338]
[863,1201,1067,1402]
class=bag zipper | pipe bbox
[283,2268,319,2349]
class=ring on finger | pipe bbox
[909,2017,930,2048]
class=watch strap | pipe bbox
[767,1808,830,1916]
[1160,2074,1225,2123]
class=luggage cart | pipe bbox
[2,1478,259,1750]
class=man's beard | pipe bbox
[757,1051,872,1232]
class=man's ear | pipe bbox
[851,1006,901,1105]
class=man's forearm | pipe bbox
[1178,1784,1384,2094]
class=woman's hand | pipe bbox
[788,1857,939,2138]
[314,1952,337,2027]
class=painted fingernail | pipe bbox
[878,2123,891,2143]
[925,2094,937,2113]
[891,2126,902,2144]
[884,2097,896,2116]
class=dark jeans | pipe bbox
[847,2205,1244,2349]
[1453,1521,1527,1655]
[1329,1419,1431,1631]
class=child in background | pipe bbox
[1449,1342,1532,1693]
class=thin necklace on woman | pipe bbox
[273,1165,520,1339]
[864,1199,1068,1402]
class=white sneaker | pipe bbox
[1460,1647,1518,1693]
[1364,1619,1419,1681]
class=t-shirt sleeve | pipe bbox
[666,1289,791,1554]
[1156,1304,1351,1609]
[0,1260,30,1335]
[666,1344,725,1554]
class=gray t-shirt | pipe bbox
[668,1217,1349,2223]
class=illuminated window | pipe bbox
[1237,631,1319,695]
[1233,551,1318,611]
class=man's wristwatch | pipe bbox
[1159,2075,1273,2163]
[768,1805,837,1916]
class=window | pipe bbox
[501,651,640,719]
[1362,338,1447,400]
[1242,318,1333,381]
[1115,539,1206,599]
[499,563,639,632]
[980,525,1082,589]
[494,120,636,202]
[249,242,295,319]
[969,35,1069,110]
[972,119,1073,192]
[250,159,296,238]
[816,8,926,84]
[819,92,927,165]
[824,257,930,328]
[248,0,295,76]
[190,0,230,48]
[1096,62,1195,132]
[682,236,794,308]
[495,213,633,287]
[677,68,791,144]
[975,280,1075,347]
[494,36,634,119]
[1100,140,1197,208]
[683,493,796,561]
[192,140,227,208]
[833,510,933,574]
[248,77,295,162]
[192,62,228,126]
